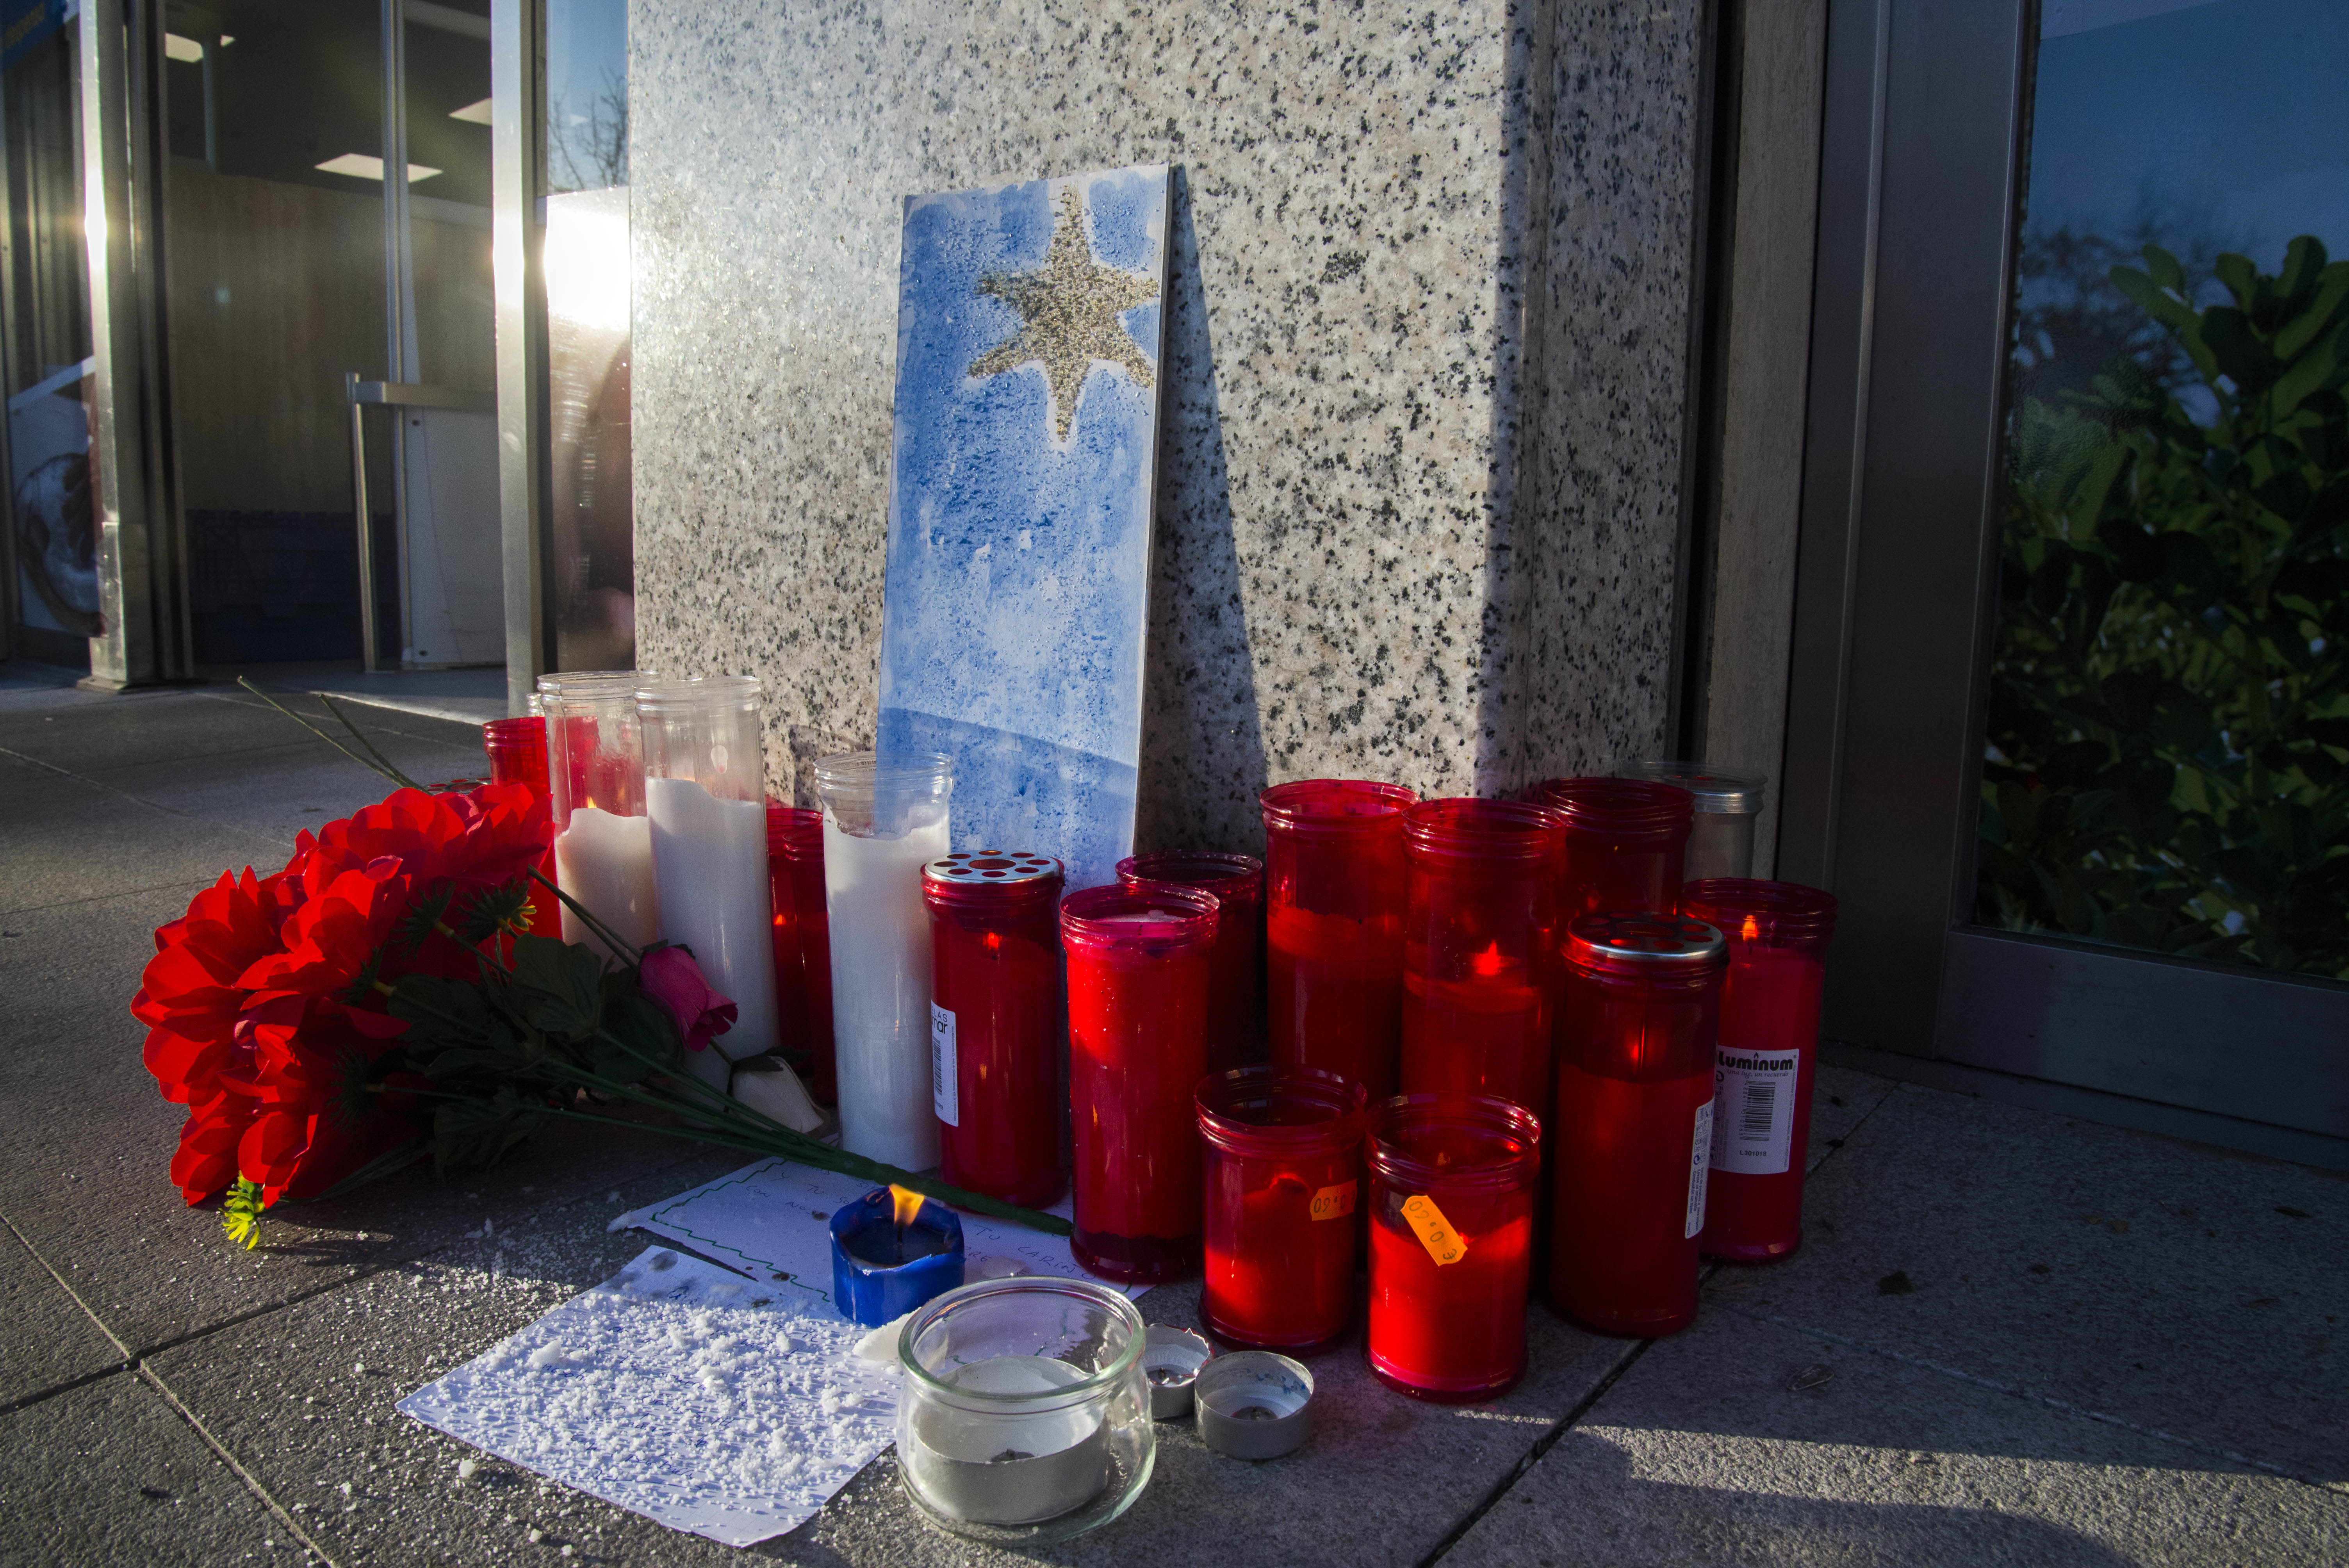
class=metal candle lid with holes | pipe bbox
[921,851,1066,904]
[1564,912,1727,978]
[1194,1351,1314,1459]
[1140,1326,1214,1420]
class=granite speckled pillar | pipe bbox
[631,0,1709,852]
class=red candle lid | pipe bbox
[1564,912,1726,974]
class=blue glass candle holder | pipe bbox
[829,1187,968,1327]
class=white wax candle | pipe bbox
[646,777,780,1069]
[824,803,949,1169]
[552,806,661,960]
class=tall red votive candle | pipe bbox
[1118,851,1265,1074]
[1680,879,1837,1263]
[1196,1065,1369,1353]
[1365,1093,1541,1401]
[1061,883,1219,1283]
[1527,778,1695,921]
[922,852,1067,1208]
[766,804,837,1105]
[1398,798,1564,1118]
[1548,913,1725,1338]
[1260,780,1417,1100]
[482,716,559,937]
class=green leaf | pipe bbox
[387,974,496,1045]
[431,1089,547,1176]
[507,936,608,1039]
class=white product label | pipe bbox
[1711,1045,1800,1175]
[930,1003,958,1127]
[1685,1099,1714,1239]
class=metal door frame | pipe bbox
[1780,0,2349,1167]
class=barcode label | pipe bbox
[930,1003,959,1126]
[1686,1099,1714,1239]
[1710,1044,1800,1175]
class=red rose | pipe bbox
[638,945,738,1051]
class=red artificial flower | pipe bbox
[446,781,553,889]
[169,1088,259,1205]
[135,865,304,1106]
[237,861,413,1005]
[639,945,738,1051]
[235,1000,425,1205]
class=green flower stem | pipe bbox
[523,869,645,968]
[236,679,425,791]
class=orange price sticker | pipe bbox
[1399,1194,1467,1266]
[1309,1180,1357,1221]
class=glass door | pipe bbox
[1782,0,2349,1164]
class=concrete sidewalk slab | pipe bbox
[1440,1310,2345,1567]
[0,1371,282,1566]
[0,753,287,914]
[1706,1082,2349,1484]
[88,734,490,851]
[0,1219,123,1410]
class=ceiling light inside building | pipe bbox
[449,98,495,126]
[314,153,444,184]
[164,32,204,62]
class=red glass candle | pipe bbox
[1260,780,1417,1100]
[1548,913,1725,1338]
[921,852,1067,1208]
[1196,1065,1368,1352]
[1397,799,1563,1118]
[1117,851,1265,1074]
[1527,777,1695,921]
[766,804,838,1105]
[1365,1093,1541,1402]
[1680,879,1837,1263]
[482,717,560,937]
[1061,884,1219,1283]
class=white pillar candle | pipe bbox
[824,805,950,1169]
[552,805,661,959]
[647,776,781,1067]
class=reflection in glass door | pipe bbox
[2,5,96,667]
[1977,0,2349,984]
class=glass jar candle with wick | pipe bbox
[1260,780,1418,1100]
[481,715,559,937]
[766,803,836,1104]
[539,671,659,960]
[1117,851,1265,1073]
[1060,883,1219,1283]
[1196,1065,1369,1352]
[1527,777,1695,922]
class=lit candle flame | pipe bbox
[889,1184,925,1230]
[1742,914,1759,941]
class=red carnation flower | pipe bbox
[234,1001,424,1205]
[639,945,738,1051]
[135,865,303,1107]
[169,1087,260,1205]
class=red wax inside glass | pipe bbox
[1528,778,1695,922]
[1548,913,1725,1338]
[924,853,1066,1208]
[1062,886,1218,1283]
[1119,851,1266,1074]
[766,804,837,1105]
[1197,1065,1368,1352]
[1261,780,1416,1100]
[1681,879,1837,1263]
[1398,799,1563,1118]
[482,717,559,938]
[1365,1094,1541,1402]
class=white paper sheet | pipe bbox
[610,1156,1144,1306]
[398,1245,898,1548]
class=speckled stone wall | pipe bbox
[631,0,1707,852]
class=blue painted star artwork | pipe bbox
[876,166,1171,889]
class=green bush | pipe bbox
[1977,237,2349,980]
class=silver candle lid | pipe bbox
[1194,1351,1314,1460]
[1140,1325,1214,1420]
[1612,758,1767,814]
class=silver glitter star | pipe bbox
[968,187,1160,442]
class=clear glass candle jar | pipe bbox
[539,670,659,959]
[639,677,781,1087]
[481,715,559,937]
[1365,1093,1541,1402]
[1260,780,1418,1101]
[1528,777,1695,923]
[1614,761,1766,882]
[1680,879,1837,1262]
[766,804,836,1105]
[814,752,955,1169]
[1196,1065,1369,1353]
[895,1277,1152,1545]
[1548,912,1726,1338]
[1397,799,1564,1119]
[923,852,1067,1208]
[1117,851,1265,1073]
[1060,883,1218,1283]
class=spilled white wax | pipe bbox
[823,805,949,1170]
[554,806,661,960]
[647,778,781,1071]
